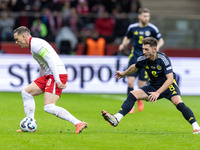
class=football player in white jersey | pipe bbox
[13,26,87,134]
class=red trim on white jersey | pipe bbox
[29,36,33,50]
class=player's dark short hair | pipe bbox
[13,26,31,35]
[138,8,150,14]
[142,37,158,47]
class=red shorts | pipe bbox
[34,74,68,96]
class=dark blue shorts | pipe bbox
[140,80,181,100]
[128,54,148,81]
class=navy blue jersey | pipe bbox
[135,52,175,86]
[126,23,162,57]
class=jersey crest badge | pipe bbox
[145,30,151,36]
[156,65,162,70]
[145,65,149,69]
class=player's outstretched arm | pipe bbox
[115,64,138,79]
[115,71,125,79]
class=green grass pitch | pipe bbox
[0,92,200,150]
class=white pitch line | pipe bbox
[77,93,126,101]
[97,94,126,101]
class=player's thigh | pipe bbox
[44,92,59,106]
[130,89,148,100]
[139,85,157,100]
[161,81,181,101]
[24,82,44,96]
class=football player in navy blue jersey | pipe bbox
[102,37,200,134]
[119,8,164,113]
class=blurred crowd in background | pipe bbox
[0,0,141,45]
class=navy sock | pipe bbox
[176,102,196,124]
[127,87,133,96]
[118,93,137,116]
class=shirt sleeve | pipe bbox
[158,53,173,75]
[39,47,60,83]
[125,25,133,39]
[163,57,173,75]
[135,55,146,69]
[150,24,162,40]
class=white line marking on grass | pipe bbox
[78,94,126,101]
[100,95,126,101]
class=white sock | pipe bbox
[114,113,124,122]
[192,122,200,130]
[21,90,35,118]
[44,103,81,125]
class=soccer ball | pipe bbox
[20,117,37,132]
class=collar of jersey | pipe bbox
[29,36,33,50]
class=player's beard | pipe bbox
[149,52,156,61]
[141,19,149,26]
[144,51,155,60]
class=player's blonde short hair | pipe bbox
[13,26,31,35]
[138,8,150,14]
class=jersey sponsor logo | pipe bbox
[139,31,144,35]
[151,66,156,69]
[156,65,162,70]
[145,65,149,69]
[134,31,138,35]
[145,30,151,36]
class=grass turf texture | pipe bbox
[0,92,200,150]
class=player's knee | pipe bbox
[127,80,134,87]
[127,77,135,87]
[21,90,33,102]
[176,102,186,111]
[129,92,137,101]
[44,103,56,115]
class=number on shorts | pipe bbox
[47,78,52,86]
[169,85,175,91]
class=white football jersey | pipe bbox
[30,37,67,83]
